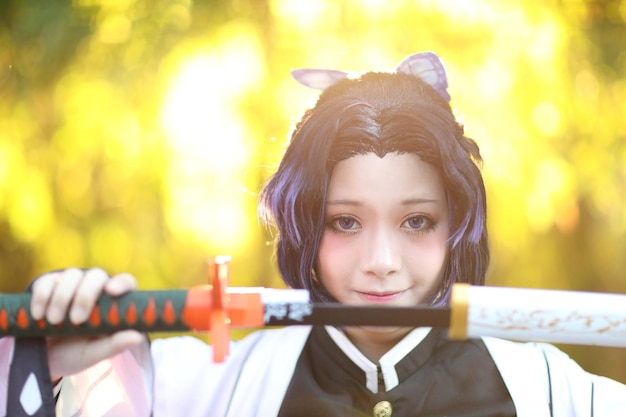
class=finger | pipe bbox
[69,268,110,324]
[47,330,146,381]
[30,272,60,320]
[104,272,138,296]
[107,329,145,352]
[74,331,145,369]
[46,268,84,325]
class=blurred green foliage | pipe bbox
[1,0,626,381]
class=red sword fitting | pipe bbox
[183,255,264,362]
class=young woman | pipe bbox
[2,52,625,416]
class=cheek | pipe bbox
[317,233,335,273]
[408,232,450,275]
[431,243,450,276]
[430,238,450,278]
[317,233,349,286]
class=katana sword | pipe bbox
[1,257,626,362]
[0,287,451,336]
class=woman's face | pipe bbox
[318,152,449,308]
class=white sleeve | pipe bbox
[55,338,152,417]
[485,337,626,417]
[47,327,306,417]
[0,337,14,417]
[151,327,311,417]
[539,343,626,417]
[591,375,626,416]
[150,334,266,417]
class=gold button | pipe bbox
[373,400,392,417]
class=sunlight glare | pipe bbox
[167,185,251,252]
[532,102,561,136]
[270,0,332,30]
[161,35,264,252]
[162,55,249,172]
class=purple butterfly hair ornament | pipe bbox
[290,51,451,102]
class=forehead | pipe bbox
[327,152,446,201]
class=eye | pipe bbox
[402,215,435,231]
[327,215,361,232]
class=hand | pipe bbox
[30,268,146,382]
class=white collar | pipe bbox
[324,326,432,393]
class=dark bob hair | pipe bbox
[259,71,488,304]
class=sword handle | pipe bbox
[0,287,264,338]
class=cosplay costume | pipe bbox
[3,326,626,416]
[4,52,626,415]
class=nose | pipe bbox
[361,226,401,278]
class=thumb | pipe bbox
[88,330,146,360]
[48,330,146,380]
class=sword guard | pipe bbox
[204,256,264,362]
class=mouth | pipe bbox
[357,290,404,303]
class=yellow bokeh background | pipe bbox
[1,0,626,382]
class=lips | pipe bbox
[357,291,403,303]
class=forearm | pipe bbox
[0,337,14,417]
